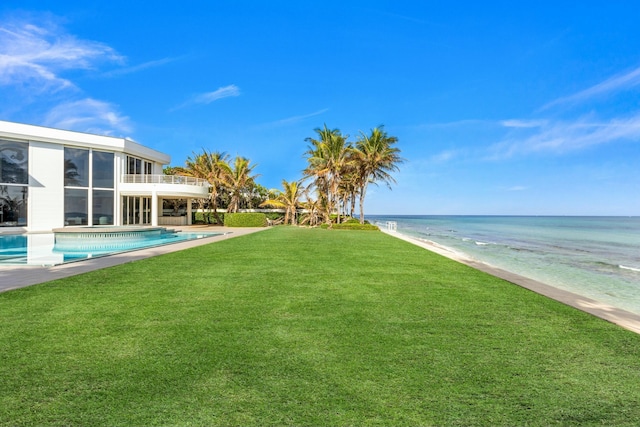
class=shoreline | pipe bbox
[380,228,640,335]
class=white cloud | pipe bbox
[489,113,640,158]
[43,98,132,135]
[541,66,640,110]
[267,108,330,127]
[172,84,240,110]
[429,149,461,163]
[0,16,122,92]
[102,56,181,77]
[196,85,240,103]
[500,119,547,128]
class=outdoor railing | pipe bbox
[121,174,209,187]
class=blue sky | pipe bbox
[1,1,639,215]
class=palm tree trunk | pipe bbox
[359,184,368,224]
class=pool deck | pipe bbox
[0,225,266,293]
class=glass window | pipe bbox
[0,185,27,226]
[128,156,135,174]
[64,148,89,187]
[0,140,28,184]
[64,188,88,225]
[92,151,114,188]
[93,189,114,225]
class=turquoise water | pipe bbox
[369,216,640,315]
[0,231,222,266]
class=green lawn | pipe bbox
[1,227,640,426]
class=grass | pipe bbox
[1,227,640,426]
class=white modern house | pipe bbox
[0,120,209,233]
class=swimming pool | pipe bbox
[0,230,223,266]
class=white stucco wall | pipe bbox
[29,141,65,232]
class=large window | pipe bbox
[0,186,27,226]
[64,148,114,226]
[93,190,114,225]
[64,188,88,226]
[92,151,114,188]
[0,140,28,227]
[64,147,89,187]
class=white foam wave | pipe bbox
[619,265,640,272]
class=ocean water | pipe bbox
[368,215,640,315]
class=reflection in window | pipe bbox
[0,140,28,184]
[92,151,114,188]
[64,188,88,225]
[93,189,114,225]
[64,148,89,187]
[0,185,27,226]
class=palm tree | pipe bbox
[176,149,230,224]
[303,125,352,226]
[223,156,259,213]
[299,195,322,227]
[353,126,403,223]
[259,179,303,225]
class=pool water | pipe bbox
[0,231,223,266]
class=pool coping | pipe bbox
[0,226,267,293]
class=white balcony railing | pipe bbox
[121,174,209,187]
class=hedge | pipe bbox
[224,212,267,227]
[320,222,380,231]
[193,212,224,225]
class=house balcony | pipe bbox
[119,174,210,198]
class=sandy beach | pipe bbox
[380,228,640,335]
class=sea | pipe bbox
[368,215,640,315]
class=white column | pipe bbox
[187,198,193,225]
[151,189,158,226]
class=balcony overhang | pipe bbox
[119,175,210,198]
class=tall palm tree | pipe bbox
[354,126,403,223]
[223,156,259,213]
[177,149,230,224]
[260,179,303,225]
[303,124,352,226]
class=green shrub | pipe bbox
[193,212,224,225]
[265,212,285,221]
[320,222,379,231]
[224,212,267,227]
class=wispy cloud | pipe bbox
[541,66,640,110]
[429,149,463,163]
[0,15,122,92]
[43,98,132,135]
[500,119,547,128]
[268,108,330,126]
[0,13,130,136]
[102,56,182,77]
[172,84,240,110]
[489,113,640,158]
[506,185,529,191]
